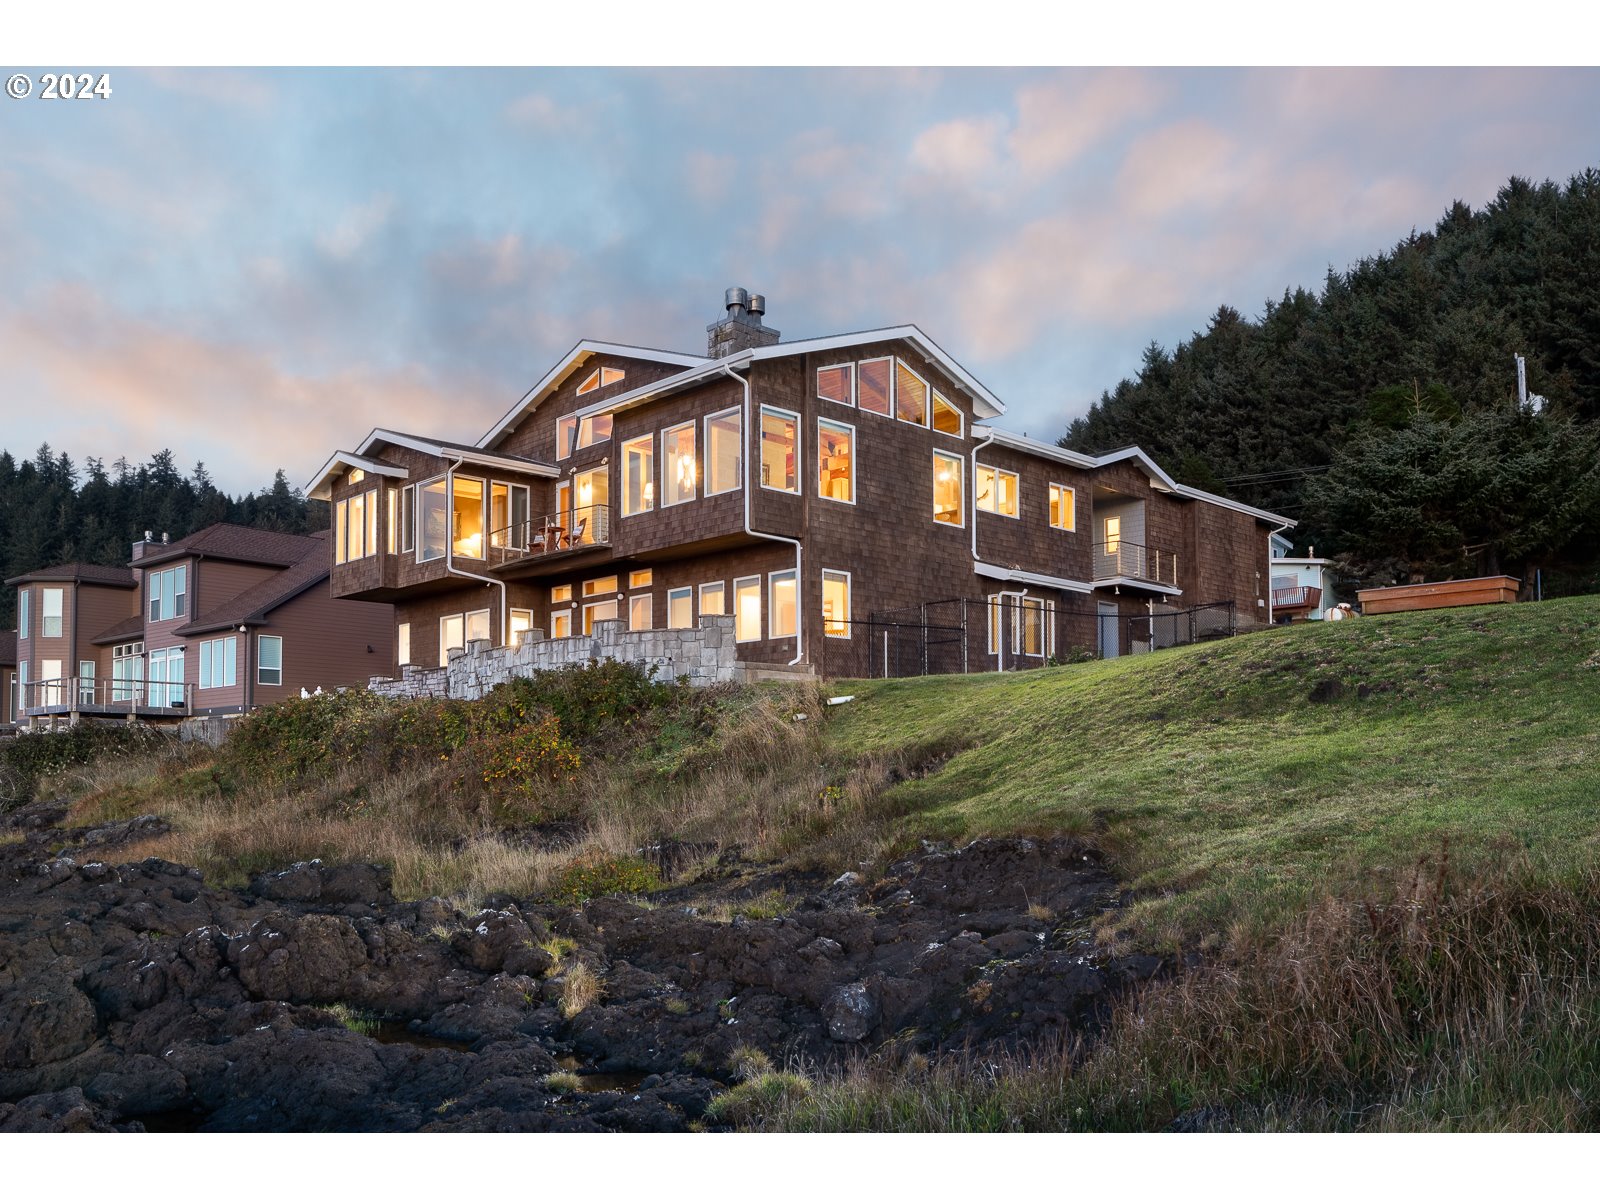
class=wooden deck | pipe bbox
[1357,576,1521,614]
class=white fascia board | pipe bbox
[358,429,559,478]
[305,450,410,501]
[1272,557,1332,566]
[476,340,709,450]
[1171,483,1296,527]
[974,561,1093,594]
[1090,446,1181,492]
[1092,576,1185,598]
[569,354,752,424]
[972,426,1097,469]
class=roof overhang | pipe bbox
[972,426,1096,469]
[1170,484,1295,528]
[306,451,411,501]
[1092,577,1185,598]
[308,432,558,499]
[477,340,709,451]
[974,562,1093,595]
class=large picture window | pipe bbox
[199,636,237,689]
[662,421,696,506]
[452,477,486,558]
[817,418,855,504]
[822,570,851,638]
[622,434,655,515]
[418,478,448,562]
[705,409,742,495]
[491,482,531,550]
[148,565,188,622]
[769,570,797,639]
[578,413,613,449]
[335,490,378,564]
[977,465,1019,517]
[668,586,693,629]
[734,576,761,642]
[858,357,892,416]
[760,406,799,493]
[933,451,965,526]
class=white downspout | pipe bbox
[969,426,998,564]
[1265,519,1292,625]
[719,361,804,667]
[444,458,509,650]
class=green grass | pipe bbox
[820,595,1600,947]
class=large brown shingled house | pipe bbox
[310,289,1294,679]
[7,524,393,727]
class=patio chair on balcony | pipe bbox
[566,515,588,549]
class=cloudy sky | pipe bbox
[3,65,1598,494]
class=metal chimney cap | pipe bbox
[748,294,766,318]
[724,286,749,314]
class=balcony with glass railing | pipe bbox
[486,503,613,567]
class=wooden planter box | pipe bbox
[1356,576,1521,615]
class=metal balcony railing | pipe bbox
[20,676,196,717]
[1093,541,1179,587]
[487,503,612,564]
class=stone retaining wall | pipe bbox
[368,615,752,700]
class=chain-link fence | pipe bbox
[1103,600,1236,658]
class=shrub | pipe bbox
[706,1072,813,1126]
[727,1045,773,1081]
[546,851,662,905]
[543,1071,582,1094]
[559,962,603,1019]
[0,723,167,811]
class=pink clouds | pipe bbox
[1007,70,1166,178]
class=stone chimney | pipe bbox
[706,286,780,358]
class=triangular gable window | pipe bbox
[932,391,963,437]
[577,366,628,396]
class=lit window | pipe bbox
[466,609,490,645]
[509,609,533,647]
[41,588,63,638]
[663,422,696,506]
[760,406,799,493]
[932,391,963,437]
[556,414,577,460]
[705,409,742,495]
[582,576,618,597]
[491,483,531,550]
[668,586,693,629]
[622,434,655,515]
[578,413,612,449]
[397,623,410,666]
[577,370,601,395]
[1018,598,1045,657]
[601,366,626,388]
[976,465,1019,517]
[1049,483,1076,531]
[933,451,964,526]
[987,596,1002,653]
[896,361,928,425]
[817,418,855,504]
[398,486,415,554]
[1104,515,1122,555]
[452,477,486,557]
[700,581,726,616]
[386,488,398,555]
[418,478,448,562]
[822,570,850,638]
[582,599,618,634]
[858,357,892,416]
[336,490,377,564]
[817,364,854,406]
[629,593,653,630]
[348,467,365,485]
[439,615,463,661]
[734,576,761,642]
[629,570,653,589]
[551,609,573,639]
[769,570,797,639]
[552,584,573,603]
[257,636,283,687]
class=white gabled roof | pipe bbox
[308,429,558,500]
[972,426,1097,469]
[304,451,410,501]
[477,340,708,451]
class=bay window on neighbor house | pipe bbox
[817,419,854,503]
[111,642,143,701]
[18,589,28,639]
[397,623,411,667]
[896,361,929,426]
[663,422,696,506]
[733,576,761,642]
[933,450,964,525]
[705,409,742,495]
[199,636,237,689]
[818,363,854,406]
[858,357,892,416]
[623,434,655,515]
[148,566,188,622]
[335,490,377,564]
[760,407,799,493]
[977,465,1019,517]
[41,587,63,637]
[700,581,726,616]
[822,570,851,638]
[1049,483,1076,530]
[668,586,693,629]
[769,570,797,639]
[257,636,282,687]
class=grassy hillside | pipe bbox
[822,594,1600,947]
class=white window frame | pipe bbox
[699,580,726,617]
[628,593,653,631]
[817,362,856,407]
[1016,597,1045,658]
[817,416,856,507]
[629,569,653,589]
[577,413,613,450]
[895,359,930,427]
[450,475,488,560]
[933,449,966,528]
[556,414,578,460]
[667,586,694,630]
[416,476,447,564]
[256,636,282,688]
[977,464,1021,519]
[78,660,95,707]
[1049,482,1077,531]
[551,608,574,639]
[932,390,964,439]
[758,405,802,495]
[551,584,574,604]
[465,608,491,646]
[768,569,798,641]
[821,569,851,639]
[582,599,619,635]
[509,608,533,648]
[987,595,1002,655]
[661,420,697,507]
[582,575,618,598]
[577,368,602,395]
[41,587,64,638]
[147,565,188,623]
[621,433,655,516]
[733,575,761,643]
[18,589,28,640]
[857,355,894,418]
[439,614,465,662]
[704,407,743,497]
[397,622,411,667]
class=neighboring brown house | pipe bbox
[7,524,394,726]
[1,630,16,728]
[310,288,1293,678]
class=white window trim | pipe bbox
[415,475,446,565]
[555,414,577,461]
[621,433,655,517]
[551,585,574,604]
[977,464,1021,520]
[667,586,694,630]
[582,575,619,598]
[550,607,575,638]
[821,568,852,639]
[699,580,726,618]
[397,622,411,667]
[703,406,743,497]
[857,355,895,419]
[1049,482,1077,531]
[576,368,602,395]
[582,598,620,634]
[628,593,654,631]
[932,389,964,439]
[733,574,762,643]
[509,608,534,648]
[768,569,798,641]
[439,614,465,662]
[257,635,283,687]
[1016,597,1046,658]
[450,475,489,560]
[816,416,857,507]
[817,362,856,407]
[628,569,654,589]
[758,404,802,495]
[895,359,931,427]
[41,587,64,639]
[465,608,491,646]
[661,420,697,507]
[933,449,966,529]
[987,595,1002,655]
